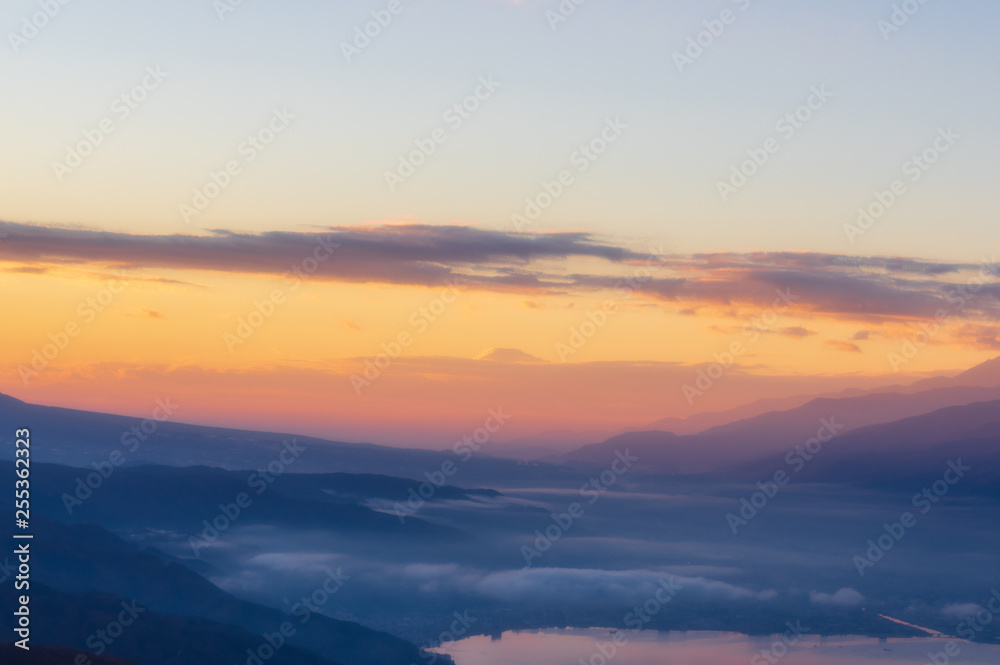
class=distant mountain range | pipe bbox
[1,356,999,661]
[480,357,1000,457]
[3,356,999,480]
[727,399,1000,490]
[560,356,1000,474]
[644,356,1000,433]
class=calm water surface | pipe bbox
[432,628,1000,665]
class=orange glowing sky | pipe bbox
[1,223,997,446]
[3,1,998,446]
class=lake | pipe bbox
[432,628,1000,664]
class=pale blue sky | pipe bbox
[2,0,997,260]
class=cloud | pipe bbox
[2,221,997,324]
[245,551,344,575]
[852,330,873,341]
[810,588,865,607]
[566,251,999,323]
[777,326,817,338]
[825,340,862,353]
[3,266,49,274]
[952,324,1000,350]
[117,308,165,320]
[942,603,984,619]
[373,565,779,605]
[0,221,640,292]
[473,568,777,604]
[713,325,816,338]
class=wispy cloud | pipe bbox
[810,587,865,607]
[0,221,640,292]
[777,326,817,338]
[825,340,863,353]
[2,221,996,325]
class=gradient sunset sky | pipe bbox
[2,0,999,445]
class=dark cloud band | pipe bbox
[1,221,996,323]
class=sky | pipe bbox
[1,0,999,445]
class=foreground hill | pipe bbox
[0,514,449,665]
[13,461,475,542]
[0,582,347,665]
[0,643,141,665]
